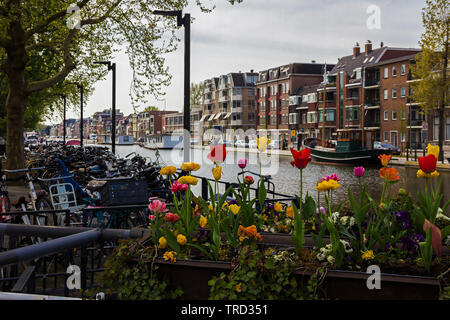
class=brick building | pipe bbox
[256,62,334,148]
[200,71,258,143]
[328,41,421,149]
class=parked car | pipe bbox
[373,141,400,155]
[234,140,248,148]
[248,140,258,149]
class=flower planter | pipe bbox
[153,258,441,300]
[258,232,450,255]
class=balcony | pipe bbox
[230,119,243,126]
[364,120,381,128]
[407,119,424,128]
[219,95,229,102]
[365,79,381,87]
[231,106,243,113]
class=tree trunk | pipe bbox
[4,21,28,181]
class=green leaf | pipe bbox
[258,178,267,210]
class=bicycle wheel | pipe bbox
[35,196,53,226]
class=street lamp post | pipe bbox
[153,10,191,161]
[94,61,117,154]
[59,94,67,146]
[77,84,84,147]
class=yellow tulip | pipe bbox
[426,144,439,159]
[160,166,177,176]
[316,179,340,192]
[177,175,199,185]
[212,166,222,181]
[417,169,440,179]
[181,162,201,172]
[256,136,270,152]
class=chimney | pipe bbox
[353,42,360,58]
[311,60,316,64]
[380,41,384,48]
[365,40,373,55]
[250,69,254,73]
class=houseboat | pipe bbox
[144,134,183,150]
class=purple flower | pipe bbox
[385,243,391,251]
[401,233,425,254]
[395,211,412,230]
[353,166,365,178]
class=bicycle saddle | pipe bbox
[12,196,27,208]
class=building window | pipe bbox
[446,117,450,141]
[384,111,389,121]
[345,107,359,121]
[434,116,440,141]
[384,89,388,100]
[307,112,317,123]
[392,66,397,77]
[401,87,406,97]
[355,68,362,80]
[384,67,389,79]
[384,131,388,141]
[326,109,335,122]
[392,89,397,99]
[401,132,406,142]
[392,110,397,120]
[401,64,406,75]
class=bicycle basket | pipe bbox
[98,179,149,206]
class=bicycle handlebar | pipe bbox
[37,176,72,182]
[91,174,135,181]
[4,166,45,173]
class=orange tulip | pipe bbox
[379,167,400,182]
[378,154,392,167]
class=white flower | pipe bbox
[340,216,349,225]
[327,256,335,264]
[332,212,340,223]
[349,217,356,226]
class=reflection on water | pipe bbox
[103,144,398,203]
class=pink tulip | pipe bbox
[148,200,166,214]
[148,215,155,221]
[353,166,365,178]
[165,212,179,223]
[171,180,189,193]
[322,173,340,182]
[238,159,247,169]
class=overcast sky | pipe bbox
[55,0,425,122]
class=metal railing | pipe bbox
[0,223,146,298]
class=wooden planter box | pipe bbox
[154,258,441,300]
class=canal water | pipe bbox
[95,144,416,204]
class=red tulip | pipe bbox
[418,154,437,173]
[207,144,227,164]
[244,176,254,185]
[290,148,311,170]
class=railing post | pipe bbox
[201,177,208,199]
[81,245,87,291]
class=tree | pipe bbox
[190,82,203,107]
[410,0,449,161]
[0,0,243,171]
[144,106,159,112]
